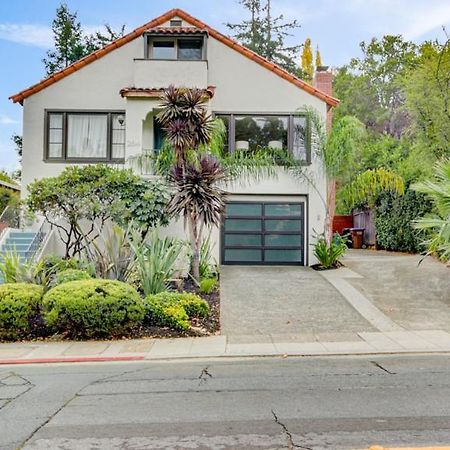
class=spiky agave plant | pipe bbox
[167,155,227,281]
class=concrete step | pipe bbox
[8,232,36,239]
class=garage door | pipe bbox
[221,201,305,265]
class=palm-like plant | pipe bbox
[413,158,450,261]
[167,155,227,281]
[157,86,214,166]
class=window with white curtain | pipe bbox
[45,112,125,161]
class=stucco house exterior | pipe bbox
[10,8,339,267]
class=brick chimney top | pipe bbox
[313,67,334,130]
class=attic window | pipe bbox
[170,19,182,27]
[148,37,204,60]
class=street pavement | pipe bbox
[1,355,450,449]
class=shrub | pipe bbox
[55,269,92,285]
[42,279,145,338]
[0,283,43,340]
[199,278,217,294]
[375,190,432,253]
[313,233,348,269]
[144,292,209,331]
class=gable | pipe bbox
[9,8,338,107]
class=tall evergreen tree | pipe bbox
[43,3,126,76]
[315,45,323,68]
[43,3,85,75]
[301,38,314,81]
[226,0,301,74]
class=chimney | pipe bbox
[313,66,333,131]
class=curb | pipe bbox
[0,355,145,365]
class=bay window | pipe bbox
[45,111,125,162]
[216,113,311,163]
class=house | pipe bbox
[10,8,338,266]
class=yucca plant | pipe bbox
[413,158,450,261]
[313,232,349,269]
[167,155,227,281]
[128,228,185,295]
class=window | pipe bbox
[216,114,310,162]
[148,37,204,60]
[45,112,125,162]
[178,39,203,60]
[152,41,176,59]
[170,19,182,27]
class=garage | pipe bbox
[221,200,305,265]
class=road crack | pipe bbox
[198,367,213,385]
[271,409,313,450]
[371,361,396,375]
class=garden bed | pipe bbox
[0,278,221,343]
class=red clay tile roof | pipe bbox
[120,86,216,99]
[9,8,339,106]
[145,26,208,35]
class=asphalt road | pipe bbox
[1,355,450,449]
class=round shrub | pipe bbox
[0,283,44,340]
[55,269,92,285]
[144,292,209,331]
[42,279,145,338]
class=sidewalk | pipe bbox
[1,329,450,364]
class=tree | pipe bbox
[26,165,168,258]
[334,35,418,136]
[157,87,226,281]
[43,3,85,75]
[167,156,227,281]
[43,3,126,76]
[403,38,450,159]
[226,0,301,75]
[315,45,323,68]
[157,86,214,167]
[301,38,313,81]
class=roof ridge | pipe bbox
[9,8,339,107]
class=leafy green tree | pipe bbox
[334,35,418,136]
[226,0,301,75]
[26,165,169,258]
[403,39,450,159]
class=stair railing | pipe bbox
[25,220,52,262]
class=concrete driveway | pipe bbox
[220,265,374,338]
[343,250,450,332]
[220,251,450,340]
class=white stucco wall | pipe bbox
[19,16,328,265]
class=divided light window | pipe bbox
[215,114,311,163]
[45,112,125,162]
[149,37,204,60]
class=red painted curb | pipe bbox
[0,355,145,365]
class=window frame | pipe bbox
[44,110,126,163]
[213,112,312,164]
[145,35,207,61]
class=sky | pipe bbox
[1,0,450,173]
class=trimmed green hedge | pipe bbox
[42,279,145,338]
[54,269,92,285]
[144,292,209,331]
[0,283,43,340]
[375,190,432,253]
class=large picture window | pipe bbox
[216,113,311,163]
[45,111,125,162]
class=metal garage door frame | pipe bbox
[221,195,308,266]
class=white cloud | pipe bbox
[401,3,450,40]
[0,114,18,125]
[0,23,53,48]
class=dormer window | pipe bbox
[145,28,208,61]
